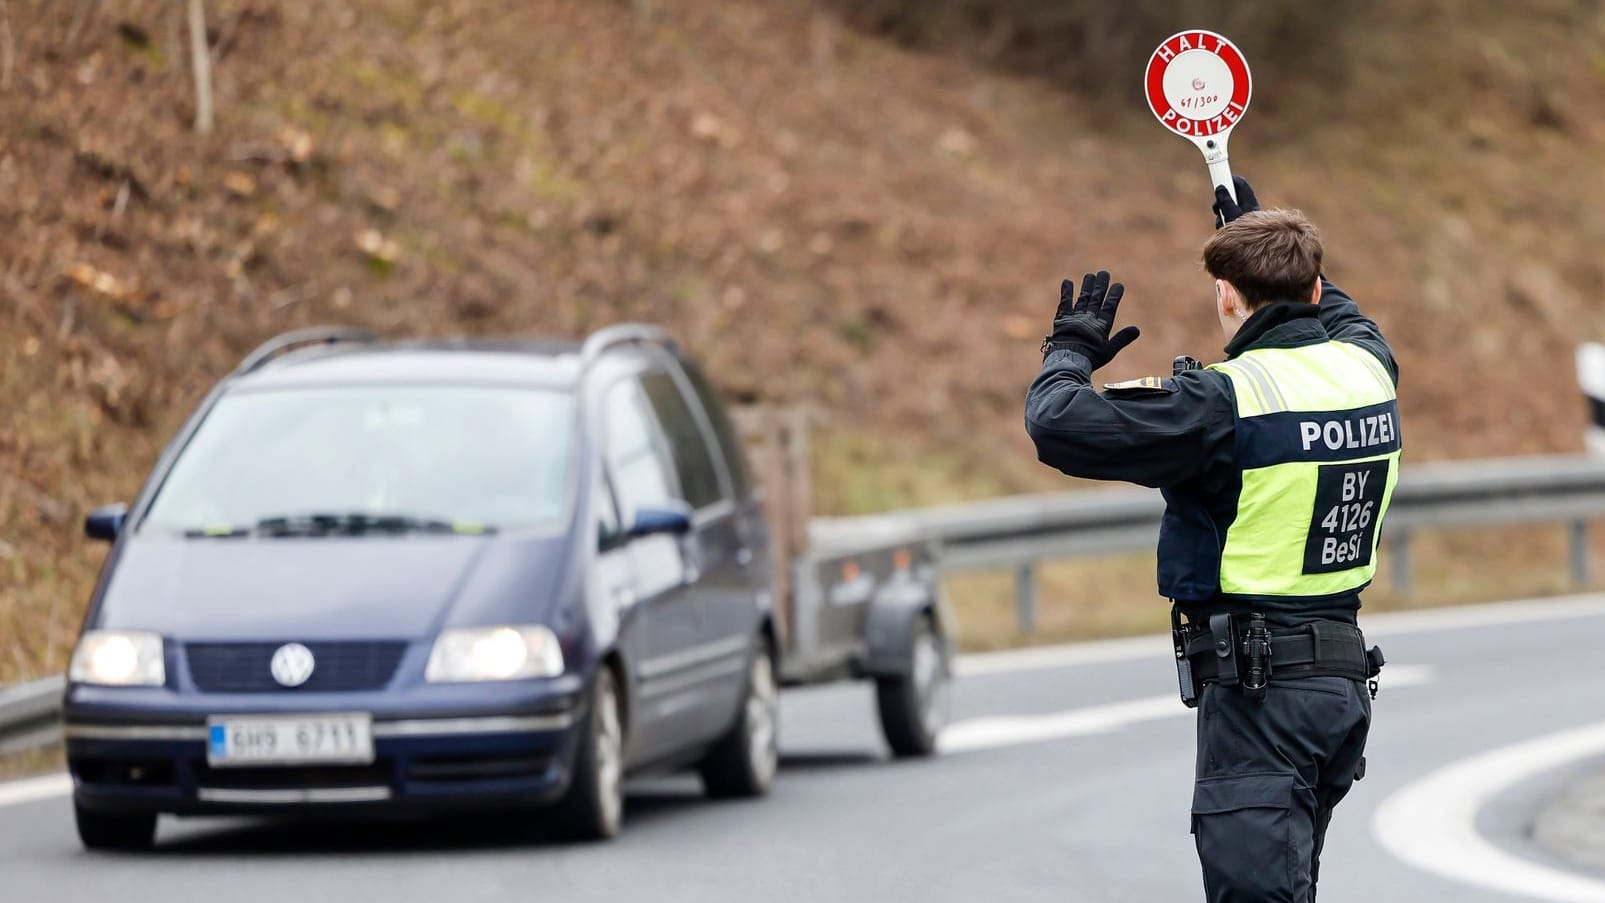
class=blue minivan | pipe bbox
[65,326,780,848]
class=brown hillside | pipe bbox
[2,0,1603,680]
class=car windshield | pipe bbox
[142,385,576,535]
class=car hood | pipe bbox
[94,533,576,640]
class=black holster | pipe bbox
[1172,608,1381,707]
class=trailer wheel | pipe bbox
[876,614,950,758]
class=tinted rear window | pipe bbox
[680,361,749,499]
[640,370,725,510]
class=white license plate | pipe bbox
[207,714,374,767]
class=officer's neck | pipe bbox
[1223,302,1320,358]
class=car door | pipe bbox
[677,359,772,626]
[638,367,758,736]
[600,376,709,763]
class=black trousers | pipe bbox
[1190,676,1371,902]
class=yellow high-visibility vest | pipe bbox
[1208,341,1401,599]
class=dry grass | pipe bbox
[946,523,1600,651]
[0,744,63,782]
[2,1,1603,681]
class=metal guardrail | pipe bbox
[812,454,1605,632]
[0,676,64,756]
[6,454,1605,755]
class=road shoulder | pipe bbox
[1533,764,1605,876]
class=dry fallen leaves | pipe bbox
[223,171,257,197]
[64,262,139,302]
[355,229,401,263]
[278,126,315,164]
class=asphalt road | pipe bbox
[5,596,1605,902]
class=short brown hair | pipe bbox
[1202,209,1323,307]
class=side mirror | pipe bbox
[85,503,129,542]
[628,502,693,539]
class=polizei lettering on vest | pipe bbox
[1299,411,1397,452]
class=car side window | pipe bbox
[603,379,680,527]
[640,370,725,510]
[680,361,750,500]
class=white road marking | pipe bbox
[941,665,1434,755]
[957,634,1167,677]
[940,694,1179,754]
[1373,719,1605,903]
[0,773,71,810]
[956,593,1605,678]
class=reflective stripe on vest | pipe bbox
[1208,341,1402,599]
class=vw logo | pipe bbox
[269,643,316,688]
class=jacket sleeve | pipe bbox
[1024,350,1236,489]
[1318,277,1399,385]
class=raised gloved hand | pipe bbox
[1041,270,1140,369]
[1212,175,1261,228]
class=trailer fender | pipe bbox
[861,579,951,677]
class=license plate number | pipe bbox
[207,714,374,767]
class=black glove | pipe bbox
[1041,270,1140,369]
[1212,175,1261,228]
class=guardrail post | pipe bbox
[1390,531,1412,595]
[1570,520,1590,587]
[1015,561,1038,635]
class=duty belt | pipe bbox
[1170,611,1385,708]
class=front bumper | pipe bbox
[65,676,587,816]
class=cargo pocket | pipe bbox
[1191,772,1298,902]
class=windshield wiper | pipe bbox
[252,513,493,537]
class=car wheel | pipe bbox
[555,667,625,841]
[875,614,950,758]
[74,802,156,852]
[698,641,778,799]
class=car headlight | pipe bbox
[425,625,565,682]
[69,630,166,687]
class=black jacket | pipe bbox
[1024,279,1399,623]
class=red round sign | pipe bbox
[1145,30,1252,139]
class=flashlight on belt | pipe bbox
[1242,612,1271,700]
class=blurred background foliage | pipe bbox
[827,0,1355,103]
[2,0,1603,676]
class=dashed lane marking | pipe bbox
[941,665,1434,755]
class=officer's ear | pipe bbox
[1308,280,1321,304]
[1215,279,1245,319]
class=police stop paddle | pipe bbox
[1145,30,1252,201]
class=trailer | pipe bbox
[736,409,953,757]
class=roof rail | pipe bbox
[580,324,676,366]
[235,326,378,375]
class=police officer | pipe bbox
[1025,177,1397,902]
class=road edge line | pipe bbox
[1372,719,1605,903]
[0,773,71,810]
[957,593,1605,676]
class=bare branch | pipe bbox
[187,0,214,134]
[0,0,14,90]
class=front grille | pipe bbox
[185,641,408,692]
[406,754,553,784]
[194,761,394,791]
[73,758,177,788]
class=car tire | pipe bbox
[74,803,156,852]
[554,667,625,841]
[698,641,778,799]
[875,614,950,758]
